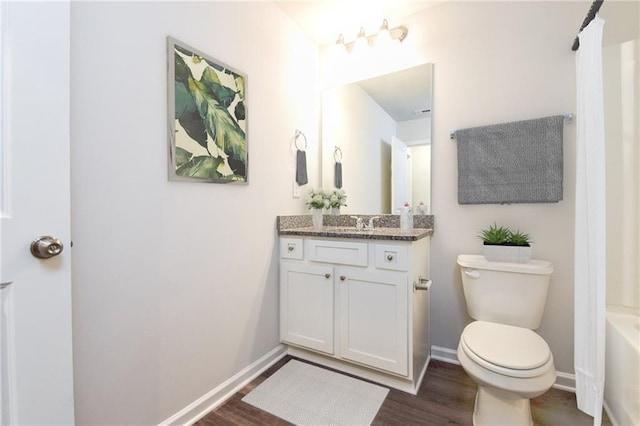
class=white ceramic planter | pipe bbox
[483,244,532,263]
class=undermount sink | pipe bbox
[325,226,371,232]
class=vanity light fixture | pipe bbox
[336,19,408,53]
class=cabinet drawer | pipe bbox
[375,244,409,271]
[308,240,368,266]
[280,238,303,260]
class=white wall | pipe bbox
[398,118,431,211]
[409,144,431,212]
[321,83,397,213]
[70,2,318,424]
[604,38,640,309]
[420,0,584,378]
[397,116,431,145]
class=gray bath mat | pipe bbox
[242,360,389,425]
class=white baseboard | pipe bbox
[553,371,576,392]
[160,345,288,426]
[603,400,621,426]
[430,345,576,392]
[430,345,459,364]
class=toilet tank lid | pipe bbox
[457,254,553,275]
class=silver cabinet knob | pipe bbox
[387,254,394,261]
[324,273,331,279]
[340,275,346,281]
[30,236,64,259]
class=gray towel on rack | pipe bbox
[456,115,564,204]
[296,150,308,185]
[335,162,342,188]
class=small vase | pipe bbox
[312,208,324,230]
[331,207,340,216]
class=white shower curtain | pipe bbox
[574,15,606,425]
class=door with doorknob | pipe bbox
[0,2,74,424]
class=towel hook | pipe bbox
[294,130,307,151]
[334,146,342,163]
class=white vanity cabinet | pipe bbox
[279,235,430,394]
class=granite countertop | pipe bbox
[277,214,434,242]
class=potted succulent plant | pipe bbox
[479,223,532,263]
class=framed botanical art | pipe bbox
[167,37,248,183]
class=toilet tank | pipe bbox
[457,255,554,329]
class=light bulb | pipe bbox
[376,19,392,46]
[353,27,368,52]
[334,33,348,56]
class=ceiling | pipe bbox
[357,64,432,122]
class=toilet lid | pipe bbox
[462,321,551,370]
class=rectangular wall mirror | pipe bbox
[321,63,433,215]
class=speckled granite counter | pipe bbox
[277,214,434,241]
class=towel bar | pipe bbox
[450,113,574,140]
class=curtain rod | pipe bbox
[572,0,605,51]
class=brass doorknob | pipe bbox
[30,236,64,259]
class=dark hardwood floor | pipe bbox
[195,356,611,425]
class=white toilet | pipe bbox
[456,254,556,426]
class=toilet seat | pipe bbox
[461,321,553,378]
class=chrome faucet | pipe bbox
[350,216,364,230]
[365,216,380,230]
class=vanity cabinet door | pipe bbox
[280,261,335,355]
[337,267,408,376]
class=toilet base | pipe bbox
[473,385,533,426]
